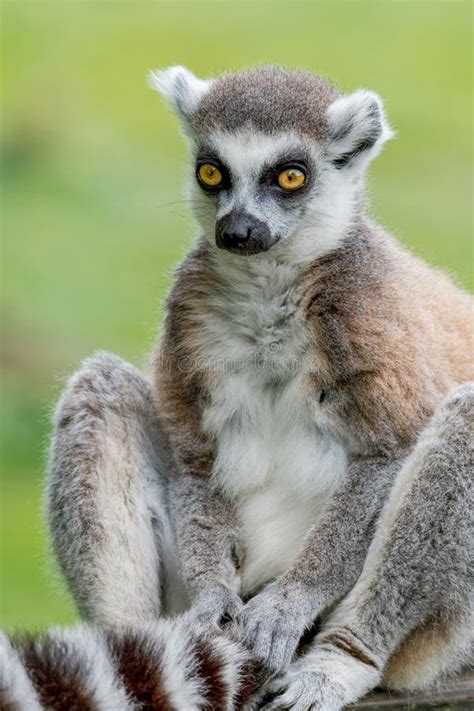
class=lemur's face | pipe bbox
[150,66,393,260]
[190,130,318,256]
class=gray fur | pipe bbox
[169,472,244,625]
[47,353,242,625]
[190,66,338,139]
[46,351,184,624]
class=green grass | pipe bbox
[1,0,472,630]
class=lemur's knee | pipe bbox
[53,351,155,432]
[415,382,473,478]
[48,351,162,512]
[437,382,474,423]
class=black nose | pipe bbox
[215,211,273,255]
[219,213,256,246]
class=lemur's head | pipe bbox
[150,66,393,260]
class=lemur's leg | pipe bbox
[266,384,473,711]
[46,352,188,626]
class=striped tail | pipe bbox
[0,615,264,710]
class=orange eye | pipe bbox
[198,163,223,187]
[278,168,305,191]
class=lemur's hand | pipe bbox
[239,582,312,673]
[191,582,243,629]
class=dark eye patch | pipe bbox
[260,153,307,180]
[259,152,315,204]
[195,150,231,191]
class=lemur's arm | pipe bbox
[169,473,243,624]
[154,324,243,624]
[240,456,401,670]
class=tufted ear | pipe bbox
[326,89,394,170]
[148,65,213,124]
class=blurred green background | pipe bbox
[1,0,472,630]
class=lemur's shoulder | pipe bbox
[300,219,473,454]
[152,240,219,475]
[155,239,220,392]
[164,239,219,327]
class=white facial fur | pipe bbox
[189,131,316,242]
[187,128,367,265]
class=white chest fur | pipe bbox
[200,256,348,594]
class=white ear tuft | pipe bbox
[148,65,213,121]
[327,89,394,169]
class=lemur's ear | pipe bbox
[148,65,212,123]
[326,90,394,170]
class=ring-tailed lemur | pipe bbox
[42,67,472,710]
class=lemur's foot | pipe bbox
[262,669,346,710]
[260,640,381,710]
